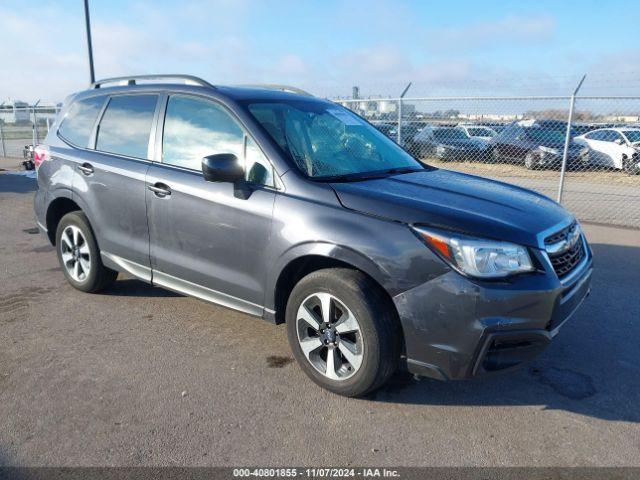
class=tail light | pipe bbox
[33,145,50,169]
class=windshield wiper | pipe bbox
[317,166,426,183]
[379,166,425,176]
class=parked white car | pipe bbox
[457,125,497,141]
[575,128,640,173]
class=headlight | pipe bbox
[413,226,535,278]
[539,146,559,156]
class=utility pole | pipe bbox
[84,0,96,84]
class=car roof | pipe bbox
[70,82,327,105]
[586,127,640,133]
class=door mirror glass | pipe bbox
[202,154,244,183]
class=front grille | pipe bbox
[545,222,586,278]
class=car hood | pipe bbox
[330,169,571,248]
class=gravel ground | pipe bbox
[1,173,639,467]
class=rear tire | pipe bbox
[622,155,639,175]
[286,268,401,397]
[55,211,118,293]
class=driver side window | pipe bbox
[162,95,275,187]
[162,95,244,171]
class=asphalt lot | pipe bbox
[1,172,639,467]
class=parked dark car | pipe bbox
[34,75,592,397]
[488,119,590,170]
[408,126,489,161]
[374,122,397,139]
[375,121,425,147]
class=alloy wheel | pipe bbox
[60,225,91,282]
[296,292,364,381]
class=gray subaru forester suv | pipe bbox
[34,75,592,397]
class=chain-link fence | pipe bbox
[335,94,640,229]
[2,82,639,229]
[0,104,60,160]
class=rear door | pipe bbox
[601,131,625,169]
[585,130,622,167]
[74,93,160,278]
[495,125,519,160]
[52,95,107,207]
[145,94,277,313]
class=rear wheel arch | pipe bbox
[46,196,82,245]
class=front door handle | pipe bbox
[148,183,172,198]
[77,163,94,175]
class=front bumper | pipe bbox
[436,147,487,161]
[532,150,589,169]
[393,246,592,381]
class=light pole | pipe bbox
[84,0,96,84]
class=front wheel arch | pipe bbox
[272,254,396,327]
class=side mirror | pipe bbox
[202,153,244,183]
[614,138,623,145]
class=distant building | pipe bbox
[459,113,523,121]
[0,100,30,123]
[0,100,61,125]
[602,115,640,123]
[335,98,415,119]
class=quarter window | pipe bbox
[96,95,158,159]
[58,96,106,148]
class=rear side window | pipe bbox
[584,131,600,140]
[58,96,106,148]
[96,95,158,159]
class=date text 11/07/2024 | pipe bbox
[232,468,401,477]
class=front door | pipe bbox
[145,94,277,314]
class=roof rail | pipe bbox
[91,74,215,89]
[238,84,314,97]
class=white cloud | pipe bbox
[426,14,556,52]
[2,2,629,103]
[0,5,87,102]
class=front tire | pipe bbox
[488,147,499,163]
[524,152,538,170]
[286,268,401,397]
[622,155,639,175]
[56,211,118,293]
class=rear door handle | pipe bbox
[148,183,172,198]
[77,163,94,175]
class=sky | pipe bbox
[1,0,639,103]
